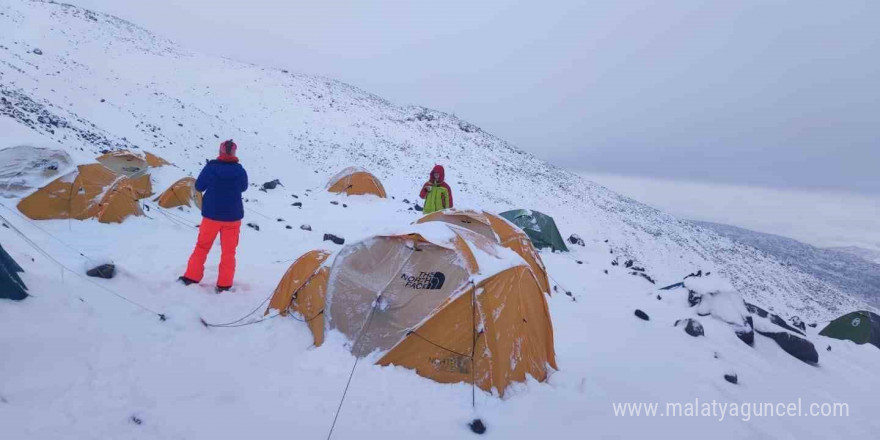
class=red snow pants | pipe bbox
[184,218,241,287]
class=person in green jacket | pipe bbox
[419,164,453,214]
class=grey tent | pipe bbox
[499,209,568,252]
[1,242,28,300]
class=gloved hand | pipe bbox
[424,185,433,192]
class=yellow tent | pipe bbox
[95,150,154,199]
[265,250,332,346]
[266,223,556,395]
[154,177,202,209]
[416,209,552,295]
[326,167,387,198]
[17,163,144,223]
[144,151,170,167]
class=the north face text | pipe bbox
[401,272,446,290]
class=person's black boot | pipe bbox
[178,276,198,286]
[215,285,232,293]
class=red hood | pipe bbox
[430,165,445,183]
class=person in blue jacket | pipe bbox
[179,140,248,292]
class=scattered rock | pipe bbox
[342,204,348,208]
[276,218,284,222]
[827,345,832,351]
[808,323,818,328]
[656,295,662,300]
[402,199,410,204]
[86,264,115,279]
[687,290,702,307]
[291,194,299,198]
[684,270,703,279]
[603,269,608,274]
[292,202,302,208]
[789,316,806,332]
[624,259,634,268]
[568,234,585,246]
[32,48,42,55]
[469,418,486,435]
[414,204,423,212]
[285,225,292,230]
[675,318,705,337]
[300,224,312,231]
[632,272,655,284]
[634,309,649,321]
[724,374,738,384]
[755,330,819,365]
[247,223,260,231]
[611,259,619,266]
[576,260,583,264]
[260,179,282,191]
[735,316,755,346]
[323,233,345,245]
[100,98,105,103]
[330,201,339,205]
[130,416,143,425]
[713,352,720,359]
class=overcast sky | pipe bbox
[73,0,880,194]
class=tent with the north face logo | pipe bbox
[265,222,557,396]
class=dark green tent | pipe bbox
[499,209,568,252]
[1,242,28,301]
[819,311,880,349]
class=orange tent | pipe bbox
[144,151,170,167]
[326,167,386,198]
[17,163,144,223]
[265,250,332,346]
[95,150,153,199]
[267,223,556,395]
[416,209,552,295]
[154,177,202,209]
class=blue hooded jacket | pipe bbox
[195,159,248,221]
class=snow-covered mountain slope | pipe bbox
[829,246,880,265]
[0,0,868,318]
[696,221,880,308]
[3,2,880,439]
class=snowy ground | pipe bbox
[3,1,880,439]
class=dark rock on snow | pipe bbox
[324,234,345,245]
[285,225,292,229]
[247,223,260,231]
[687,290,702,307]
[755,330,819,365]
[330,201,339,205]
[414,204,423,212]
[292,202,302,208]
[276,218,284,222]
[724,374,738,384]
[469,418,486,435]
[634,309,649,321]
[789,316,806,332]
[568,234,585,246]
[32,48,43,55]
[259,179,282,191]
[675,318,705,337]
[86,264,115,279]
[300,224,312,231]
[735,316,755,346]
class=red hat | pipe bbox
[219,139,237,159]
